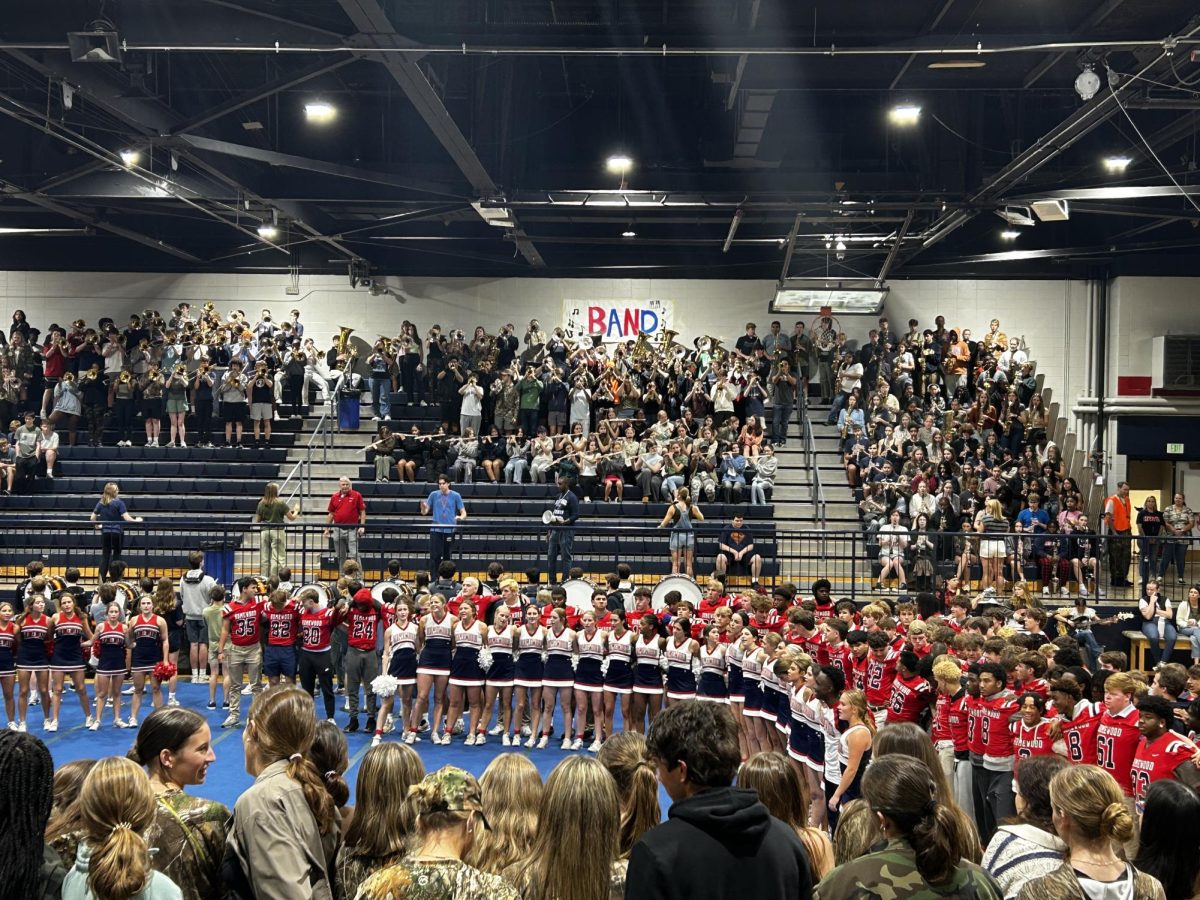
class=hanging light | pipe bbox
[119,148,140,167]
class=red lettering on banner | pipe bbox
[588,307,605,334]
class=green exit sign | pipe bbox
[1167,442,1185,454]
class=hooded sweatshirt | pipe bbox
[625,786,813,900]
[61,842,183,900]
[179,568,217,620]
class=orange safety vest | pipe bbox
[1106,494,1131,531]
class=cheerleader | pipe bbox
[757,633,787,752]
[372,602,418,747]
[49,594,94,732]
[15,595,52,732]
[664,618,699,707]
[828,689,875,818]
[93,601,130,728]
[514,603,546,748]
[480,605,516,745]
[629,613,667,734]
[409,593,453,745]
[696,625,729,703]
[0,602,16,728]
[782,653,827,831]
[541,607,576,750]
[572,610,606,752]
[126,595,168,728]
[739,627,766,756]
[725,614,748,758]
[602,610,634,741]
[446,599,487,745]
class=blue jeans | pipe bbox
[1141,618,1178,668]
[1071,629,1103,671]
[1139,538,1164,587]
[771,403,793,444]
[368,377,391,418]
[826,391,849,426]
[1161,538,1190,581]
[547,528,574,584]
[1178,626,1200,662]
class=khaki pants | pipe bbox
[226,644,262,719]
[260,528,286,577]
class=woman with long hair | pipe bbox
[61,756,182,900]
[597,731,660,859]
[92,596,129,728]
[254,482,297,579]
[540,607,576,750]
[504,756,625,900]
[601,610,634,740]
[447,599,488,746]
[479,604,516,745]
[373,601,418,747]
[0,601,17,729]
[816,755,1001,898]
[629,612,667,734]
[150,578,182,707]
[976,497,1010,594]
[89,483,142,582]
[1016,765,1164,900]
[310,719,353,832]
[14,594,52,733]
[572,609,607,751]
[128,708,229,900]
[356,766,520,900]
[739,751,834,880]
[45,759,97,870]
[125,595,168,729]
[49,594,94,732]
[0,730,60,898]
[1133,780,1200,900]
[467,753,543,876]
[658,485,704,577]
[981,753,1068,900]
[739,625,765,757]
[227,686,338,898]
[408,593,452,746]
[334,742,424,900]
[513,602,545,749]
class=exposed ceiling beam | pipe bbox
[889,0,959,90]
[169,57,359,136]
[335,0,545,267]
[193,0,348,39]
[0,181,204,262]
[1022,0,1129,89]
[878,209,915,282]
[726,0,761,111]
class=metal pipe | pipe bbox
[721,209,744,254]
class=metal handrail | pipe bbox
[797,390,827,534]
[277,401,332,511]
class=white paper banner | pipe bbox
[561,299,674,342]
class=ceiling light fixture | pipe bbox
[257,223,279,240]
[1000,230,1021,240]
[1075,66,1101,102]
[119,148,140,167]
[887,104,921,125]
[606,155,633,174]
[622,229,637,238]
[1103,155,1132,173]
[304,101,337,124]
[927,60,987,69]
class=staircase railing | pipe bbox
[278,401,333,511]
[797,389,827,540]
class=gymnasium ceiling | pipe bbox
[0,0,1199,281]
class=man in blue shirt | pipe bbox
[546,475,580,585]
[1016,494,1050,534]
[421,474,467,579]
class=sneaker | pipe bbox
[343,699,350,712]
[520,724,532,738]
[404,730,416,744]
[524,735,536,748]
[488,724,504,735]
[44,719,57,732]
[371,733,382,747]
[536,734,549,749]
[6,721,16,731]
[1079,585,1089,597]
[46,469,54,479]
[126,716,137,729]
[16,721,26,732]
[345,718,360,733]
[502,733,512,746]
[222,701,229,709]
[122,686,134,695]
[326,718,337,725]
[475,732,486,746]
[241,684,253,696]
[562,736,574,751]
[167,696,180,708]
[588,739,602,753]
[88,718,100,731]
[30,691,40,705]
[464,734,476,746]
[221,714,240,728]
[451,719,464,736]
[440,733,451,745]
[85,715,95,729]
[206,701,216,710]
[1042,586,1050,596]
[1060,588,1069,598]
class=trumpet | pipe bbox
[71,318,86,330]
[81,369,100,382]
[119,371,133,384]
[375,335,396,357]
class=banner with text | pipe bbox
[562,299,674,343]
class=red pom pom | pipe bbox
[153,662,178,680]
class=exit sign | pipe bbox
[1167,442,1185,454]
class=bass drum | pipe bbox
[651,574,702,611]
[370,579,406,603]
[112,581,139,609]
[561,578,595,612]
[294,582,333,609]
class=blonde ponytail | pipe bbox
[77,757,156,900]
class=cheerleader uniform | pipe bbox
[664,636,697,701]
[0,621,16,676]
[386,621,419,685]
[802,695,826,773]
[449,622,484,687]
[51,614,86,672]
[94,623,128,676]
[514,623,545,688]
[603,630,635,695]
[16,615,51,672]
[486,626,515,688]
[542,626,576,688]
[836,723,873,803]
[741,650,764,715]
[787,688,821,772]
[758,661,786,730]
[129,614,162,674]
[633,635,665,695]
[574,629,605,693]
[416,612,453,676]
[696,643,728,703]
[726,640,745,704]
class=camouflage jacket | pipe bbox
[816,838,1003,900]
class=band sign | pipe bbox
[562,299,673,342]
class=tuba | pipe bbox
[630,332,655,363]
[335,325,355,356]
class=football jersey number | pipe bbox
[980,715,992,747]
[1132,769,1151,802]
[1065,729,1083,761]
[890,689,905,714]
[1097,734,1115,769]
[270,618,291,638]
[233,617,255,638]
[352,620,374,640]
[302,623,321,645]
[867,666,883,690]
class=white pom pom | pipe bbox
[571,652,580,671]
[691,657,702,677]
[478,646,493,673]
[600,657,610,677]
[371,674,399,698]
[659,656,669,672]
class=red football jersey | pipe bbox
[345,602,383,651]
[932,691,952,743]
[1011,720,1056,768]
[824,643,854,681]
[261,602,301,647]
[222,598,262,646]
[850,654,869,692]
[1097,705,1142,796]
[812,602,836,625]
[300,606,346,653]
[886,672,934,725]
[965,694,986,755]
[946,691,971,753]
[980,691,1019,760]
[864,651,898,708]
[1132,732,1197,810]
[1059,701,1103,765]
[1016,678,1050,700]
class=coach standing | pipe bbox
[421,474,467,579]
[325,476,366,568]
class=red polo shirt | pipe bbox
[328,488,365,525]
